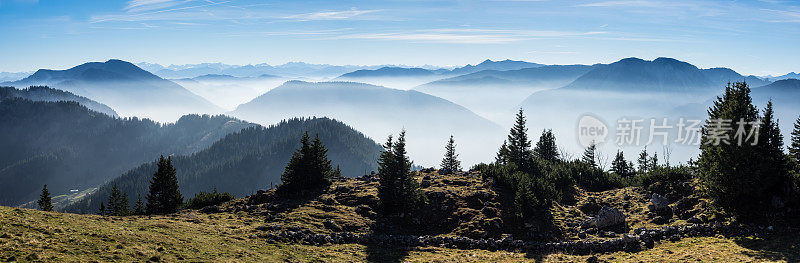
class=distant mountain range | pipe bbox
[64,117,383,214]
[0,71,33,82]
[414,65,596,123]
[336,59,545,79]
[1,85,117,117]
[553,57,764,93]
[231,80,504,166]
[334,59,546,90]
[4,59,221,122]
[0,98,254,207]
[138,62,387,79]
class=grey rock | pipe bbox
[583,206,626,229]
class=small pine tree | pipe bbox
[377,131,426,219]
[440,135,461,174]
[99,202,106,216]
[146,155,183,215]
[107,184,130,216]
[533,129,560,161]
[38,184,53,211]
[277,132,335,197]
[637,147,649,173]
[133,195,145,215]
[582,142,597,168]
[649,152,659,171]
[496,140,510,164]
[611,150,633,177]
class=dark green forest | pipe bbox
[0,98,253,206]
[0,85,117,117]
[65,117,383,214]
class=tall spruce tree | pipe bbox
[277,132,335,197]
[696,82,787,218]
[38,184,53,211]
[757,100,790,201]
[377,131,425,219]
[440,135,461,174]
[582,142,597,168]
[107,184,130,216]
[146,155,183,215]
[533,129,560,162]
[499,109,534,170]
[791,115,800,169]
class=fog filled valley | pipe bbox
[3,56,800,210]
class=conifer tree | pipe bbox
[107,184,129,216]
[756,100,790,198]
[611,150,633,177]
[99,202,106,216]
[133,195,145,215]
[378,131,425,219]
[696,82,787,218]
[533,129,560,162]
[146,155,183,215]
[440,135,461,174]
[277,132,335,197]
[582,142,597,168]
[500,109,534,169]
[38,184,53,211]
[637,147,649,173]
[649,152,659,171]
[496,140,510,164]
[790,115,800,167]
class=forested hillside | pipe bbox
[0,99,253,206]
[0,85,117,116]
[65,117,383,214]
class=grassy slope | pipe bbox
[2,173,799,262]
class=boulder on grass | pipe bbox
[582,206,625,229]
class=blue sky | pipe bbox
[1,0,799,75]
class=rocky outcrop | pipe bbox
[582,206,625,229]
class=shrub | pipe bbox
[185,188,234,209]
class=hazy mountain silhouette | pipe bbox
[766,72,800,81]
[0,99,253,206]
[340,67,439,78]
[449,59,544,75]
[415,65,595,124]
[64,117,383,214]
[702,67,770,87]
[141,61,383,79]
[1,85,117,117]
[231,81,504,166]
[6,59,221,121]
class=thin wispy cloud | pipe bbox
[336,29,608,44]
[125,0,186,12]
[760,8,800,23]
[91,0,235,23]
[283,8,382,21]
